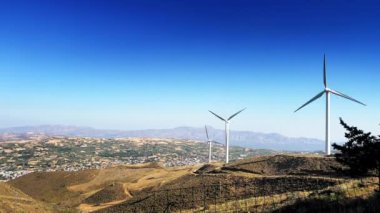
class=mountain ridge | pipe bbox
[0,125,324,151]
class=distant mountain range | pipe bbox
[0,125,325,152]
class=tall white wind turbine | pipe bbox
[204,125,222,163]
[205,125,213,163]
[209,108,246,163]
[295,55,366,155]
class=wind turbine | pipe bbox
[295,55,366,155]
[204,125,222,163]
[209,108,246,163]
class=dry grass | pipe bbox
[184,191,310,213]
[7,163,197,212]
[9,169,98,207]
[181,177,379,213]
[73,164,196,212]
[0,182,52,213]
[5,154,378,213]
[223,155,343,176]
[84,182,129,205]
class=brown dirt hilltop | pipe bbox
[222,154,343,176]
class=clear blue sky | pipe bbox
[0,0,379,141]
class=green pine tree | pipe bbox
[332,118,380,183]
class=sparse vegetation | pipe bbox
[84,182,128,205]
[3,154,379,212]
[224,155,342,176]
[333,118,380,188]
[0,182,52,213]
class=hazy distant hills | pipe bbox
[0,125,324,151]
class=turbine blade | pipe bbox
[294,91,325,112]
[205,125,210,140]
[208,110,226,121]
[330,89,366,106]
[227,108,246,121]
[323,54,327,88]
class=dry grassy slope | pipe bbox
[7,155,346,213]
[77,165,197,212]
[95,173,340,213]
[8,163,197,212]
[69,164,167,193]
[96,155,346,213]
[9,169,98,207]
[84,182,128,204]
[223,154,342,176]
[0,182,51,213]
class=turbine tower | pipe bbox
[295,55,366,155]
[209,108,246,163]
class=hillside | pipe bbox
[94,155,347,212]
[5,155,378,213]
[222,155,343,176]
[84,182,129,205]
[9,169,98,207]
[9,163,197,212]
[0,182,51,213]
[0,125,324,151]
